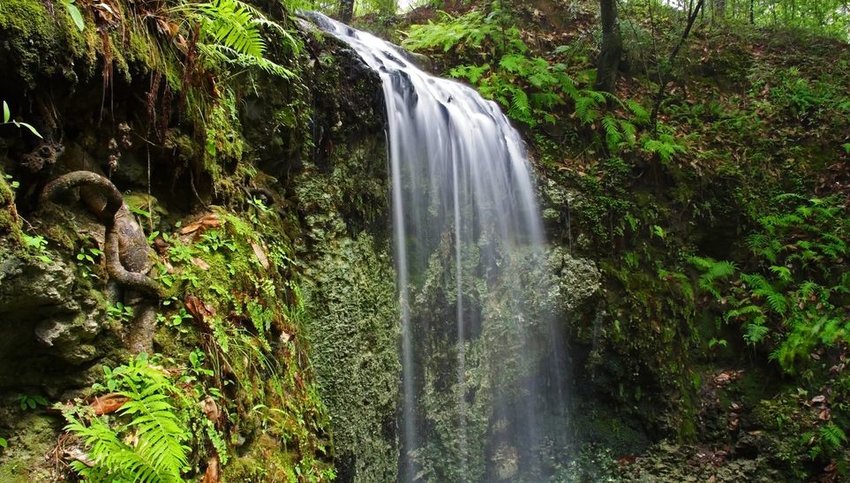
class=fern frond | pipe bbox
[65,356,190,482]
[626,99,650,124]
[820,423,847,450]
[725,304,764,321]
[769,265,793,283]
[199,44,294,78]
[195,0,266,58]
[574,94,599,124]
[601,115,621,150]
[744,322,769,345]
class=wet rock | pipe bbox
[0,244,106,388]
[549,246,602,313]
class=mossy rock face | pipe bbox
[0,409,64,482]
[302,232,400,482]
[0,0,87,88]
[293,41,398,475]
[0,242,112,391]
[296,146,399,481]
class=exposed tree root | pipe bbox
[41,171,161,353]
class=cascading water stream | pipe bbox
[309,12,567,481]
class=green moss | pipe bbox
[302,232,400,482]
[203,90,245,185]
[288,104,398,477]
[0,0,87,86]
[0,413,61,482]
[149,202,334,479]
[0,167,22,246]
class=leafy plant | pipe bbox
[21,234,53,264]
[107,302,135,325]
[402,4,649,153]
[76,245,104,280]
[3,173,19,190]
[61,0,85,32]
[693,195,850,373]
[65,354,190,482]
[172,0,297,78]
[1,101,41,138]
[17,394,48,411]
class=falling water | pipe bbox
[309,13,566,481]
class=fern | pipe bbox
[820,423,847,450]
[744,322,770,345]
[174,0,295,78]
[769,265,793,283]
[625,99,650,125]
[574,94,600,124]
[65,355,190,482]
[690,256,736,299]
[601,115,621,151]
[642,133,687,163]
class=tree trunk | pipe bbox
[339,0,355,22]
[595,0,622,93]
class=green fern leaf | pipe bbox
[744,322,769,345]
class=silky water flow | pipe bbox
[310,13,570,481]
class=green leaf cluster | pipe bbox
[693,195,850,372]
[65,354,191,482]
[172,0,298,78]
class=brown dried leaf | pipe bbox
[180,213,222,236]
[90,393,129,415]
[192,257,211,271]
[251,242,270,270]
[280,330,292,343]
[202,455,219,483]
[185,295,216,324]
[201,396,220,423]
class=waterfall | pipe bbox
[309,13,566,482]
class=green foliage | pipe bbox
[641,132,687,164]
[107,302,135,325]
[17,394,48,411]
[60,0,85,32]
[65,354,190,482]
[21,233,53,264]
[689,256,736,299]
[403,4,646,136]
[172,0,297,78]
[693,195,849,373]
[0,437,7,449]
[76,245,103,280]
[748,66,850,125]
[150,203,334,480]
[1,100,41,138]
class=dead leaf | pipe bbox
[811,395,826,404]
[180,213,222,236]
[251,242,270,270]
[90,393,129,415]
[64,446,95,467]
[185,295,216,324]
[192,257,211,271]
[202,455,219,483]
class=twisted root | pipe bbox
[41,171,161,353]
